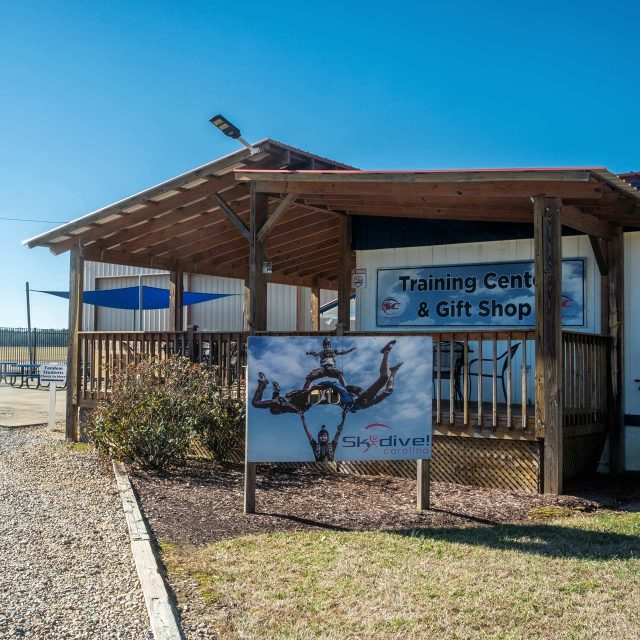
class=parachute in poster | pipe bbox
[246,335,433,463]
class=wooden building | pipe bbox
[24,139,640,494]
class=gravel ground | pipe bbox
[0,426,150,639]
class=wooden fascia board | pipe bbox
[235,169,594,184]
[242,180,606,200]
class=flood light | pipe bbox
[209,114,259,155]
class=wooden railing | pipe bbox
[431,330,536,432]
[77,331,248,402]
[77,329,538,434]
[562,331,611,429]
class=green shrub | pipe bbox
[197,393,245,464]
[90,357,223,469]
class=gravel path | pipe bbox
[0,426,150,639]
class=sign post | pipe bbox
[41,363,67,430]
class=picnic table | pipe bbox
[6,364,41,389]
[0,361,18,383]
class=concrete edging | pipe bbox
[112,460,182,640]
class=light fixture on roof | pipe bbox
[209,114,259,155]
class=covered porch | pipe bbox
[25,153,640,494]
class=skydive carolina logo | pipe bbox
[381,297,403,316]
[343,423,430,456]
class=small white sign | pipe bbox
[41,363,67,383]
[352,269,367,288]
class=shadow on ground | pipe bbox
[394,520,640,560]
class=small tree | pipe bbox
[90,357,224,469]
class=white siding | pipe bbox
[624,232,640,470]
[83,261,336,333]
[188,274,244,331]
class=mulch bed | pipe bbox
[128,461,639,546]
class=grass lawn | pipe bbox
[161,512,640,640]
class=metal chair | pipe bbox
[466,342,520,403]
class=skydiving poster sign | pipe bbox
[246,335,433,463]
[377,259,585,327]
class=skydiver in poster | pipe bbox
[302,337,356,390]
[251,372,311,415]
[300,409,348,462]
[316,339,402,412]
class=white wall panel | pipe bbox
[188,274,244,331]
[624,232,640,471]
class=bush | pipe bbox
[197,394,245,464]
[90,357,233,469]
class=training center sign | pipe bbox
[246,335,432,463]
[377,259,585,327]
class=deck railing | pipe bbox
[76,329,540,434]
[77,331,248,401]
[562,331,610,428]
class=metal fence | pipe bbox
[0,327,68,365]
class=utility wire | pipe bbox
[0,216,67,223]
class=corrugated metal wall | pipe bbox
[189,274,244,331]
[624,232,640,471]
[83,261,336,332]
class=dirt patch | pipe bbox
[128,462,619,546]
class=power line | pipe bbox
[0,216,66,223]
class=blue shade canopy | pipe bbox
[35,286,235,310]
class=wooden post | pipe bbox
[337,215,352,330]
[607,229,625,475]
[244,459,257,514]
[168,270,184,332]
[416,459,430,510]
[310,283,320,331]
[245,184,268,514]
[533,196,563,494]
[249,183,268,333]
[65,241,84,442]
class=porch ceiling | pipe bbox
[23,139,355,289]
[234,167,640,229]
[24,161,640,290]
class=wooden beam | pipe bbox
[82,246,336,289]
[249,184,268,332]
[589,235,609,276]
[54,173,242,254]
[206,220,338,269]
[337,215,352,329]
[607,229,625,475]
[244,179,605,200]
[285,251,339,276]
[214,193,250,241]
[257,193,296,241]
[534,196,563,494]
[66,241,84,442]
[561,205,613,238]
[168,271,184,332]
[236,169,594,184]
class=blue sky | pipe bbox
[1,1,638,328]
